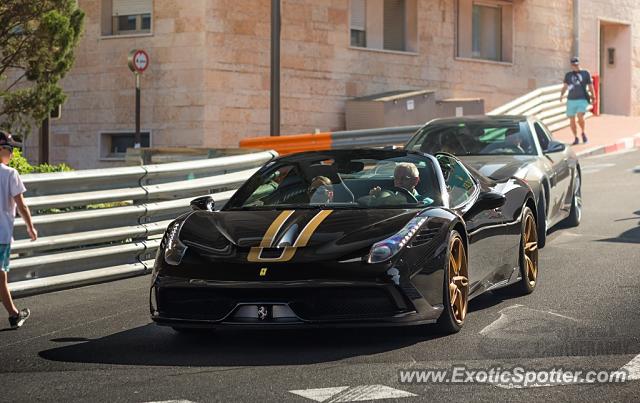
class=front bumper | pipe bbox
[150,276,444,329]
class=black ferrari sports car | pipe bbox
[150,149,539,334]
[405,115,582,248]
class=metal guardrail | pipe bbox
[9,150,277,297]
[331,126,421,148]
[488,83,593,132]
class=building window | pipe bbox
[350,0,366,47]
[141,13,151,30]
[472,4,501,61]
[101,132,151,159]
[457,0,513,63]
[350,0,417,53]
[101,0,152,36]
[383,0,406,51]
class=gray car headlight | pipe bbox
[164,220,188,266]
[367,216,427,264]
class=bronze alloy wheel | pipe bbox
[523,212,539,287]
[448,235,469,324]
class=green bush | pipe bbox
[7,148,33,174]
[31,162,74,173]
[8,148,73,174]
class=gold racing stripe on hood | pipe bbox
[259,210,295,247]
[292,209,333,247]
[248,210,333,262]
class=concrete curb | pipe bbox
[575,132,640,158]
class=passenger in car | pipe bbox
[308,176,334,204]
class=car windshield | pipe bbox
[405,120,537,156]
[224,151,443,210]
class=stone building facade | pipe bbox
[24,0,640,168]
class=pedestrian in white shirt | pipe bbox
[0,131,37,329]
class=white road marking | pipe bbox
[479,305,522,335]
[580,162,616,174]
[290,387,349,402]
[544,310,581,322]
[620,353,640,381]
[479,304,579,336]
[289,385,416,402]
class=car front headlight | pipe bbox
[164,220,188,266]
[367,216,427,264]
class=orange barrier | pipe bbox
[592,74,600,116]
[239,133,332,155]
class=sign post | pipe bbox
[270,0,281,136]
[128,49,149,148]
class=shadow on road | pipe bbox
[597,209,640,244]
[39,324,444,367]
[468,290,522,314]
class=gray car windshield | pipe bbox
[406,121,537,156]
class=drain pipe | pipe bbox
[572,0,580,57]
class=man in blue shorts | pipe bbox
[0,131,37,329]
[560,57,595,145]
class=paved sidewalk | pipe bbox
[553,114,640,157]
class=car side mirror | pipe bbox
[190,196,215,211]
[545,141,566,153]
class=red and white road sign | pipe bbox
[128,49,150,74]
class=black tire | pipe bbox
[499,207,539,296]
[536,189,547,249]
[563,172,582,227]
[435,230,468,334]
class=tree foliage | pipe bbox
[0,0,84,137]
[8,147,72,174]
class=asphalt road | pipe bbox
[1,150,639,403]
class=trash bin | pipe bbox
[346,89,437,130]
[436,98,485,118]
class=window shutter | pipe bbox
[112,0,152,16]
[351,0,366,30]
[383,0,406,51]
[472,4,502,61]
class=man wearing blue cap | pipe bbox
[560,57,595,145]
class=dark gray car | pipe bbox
[405,115,582,247]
